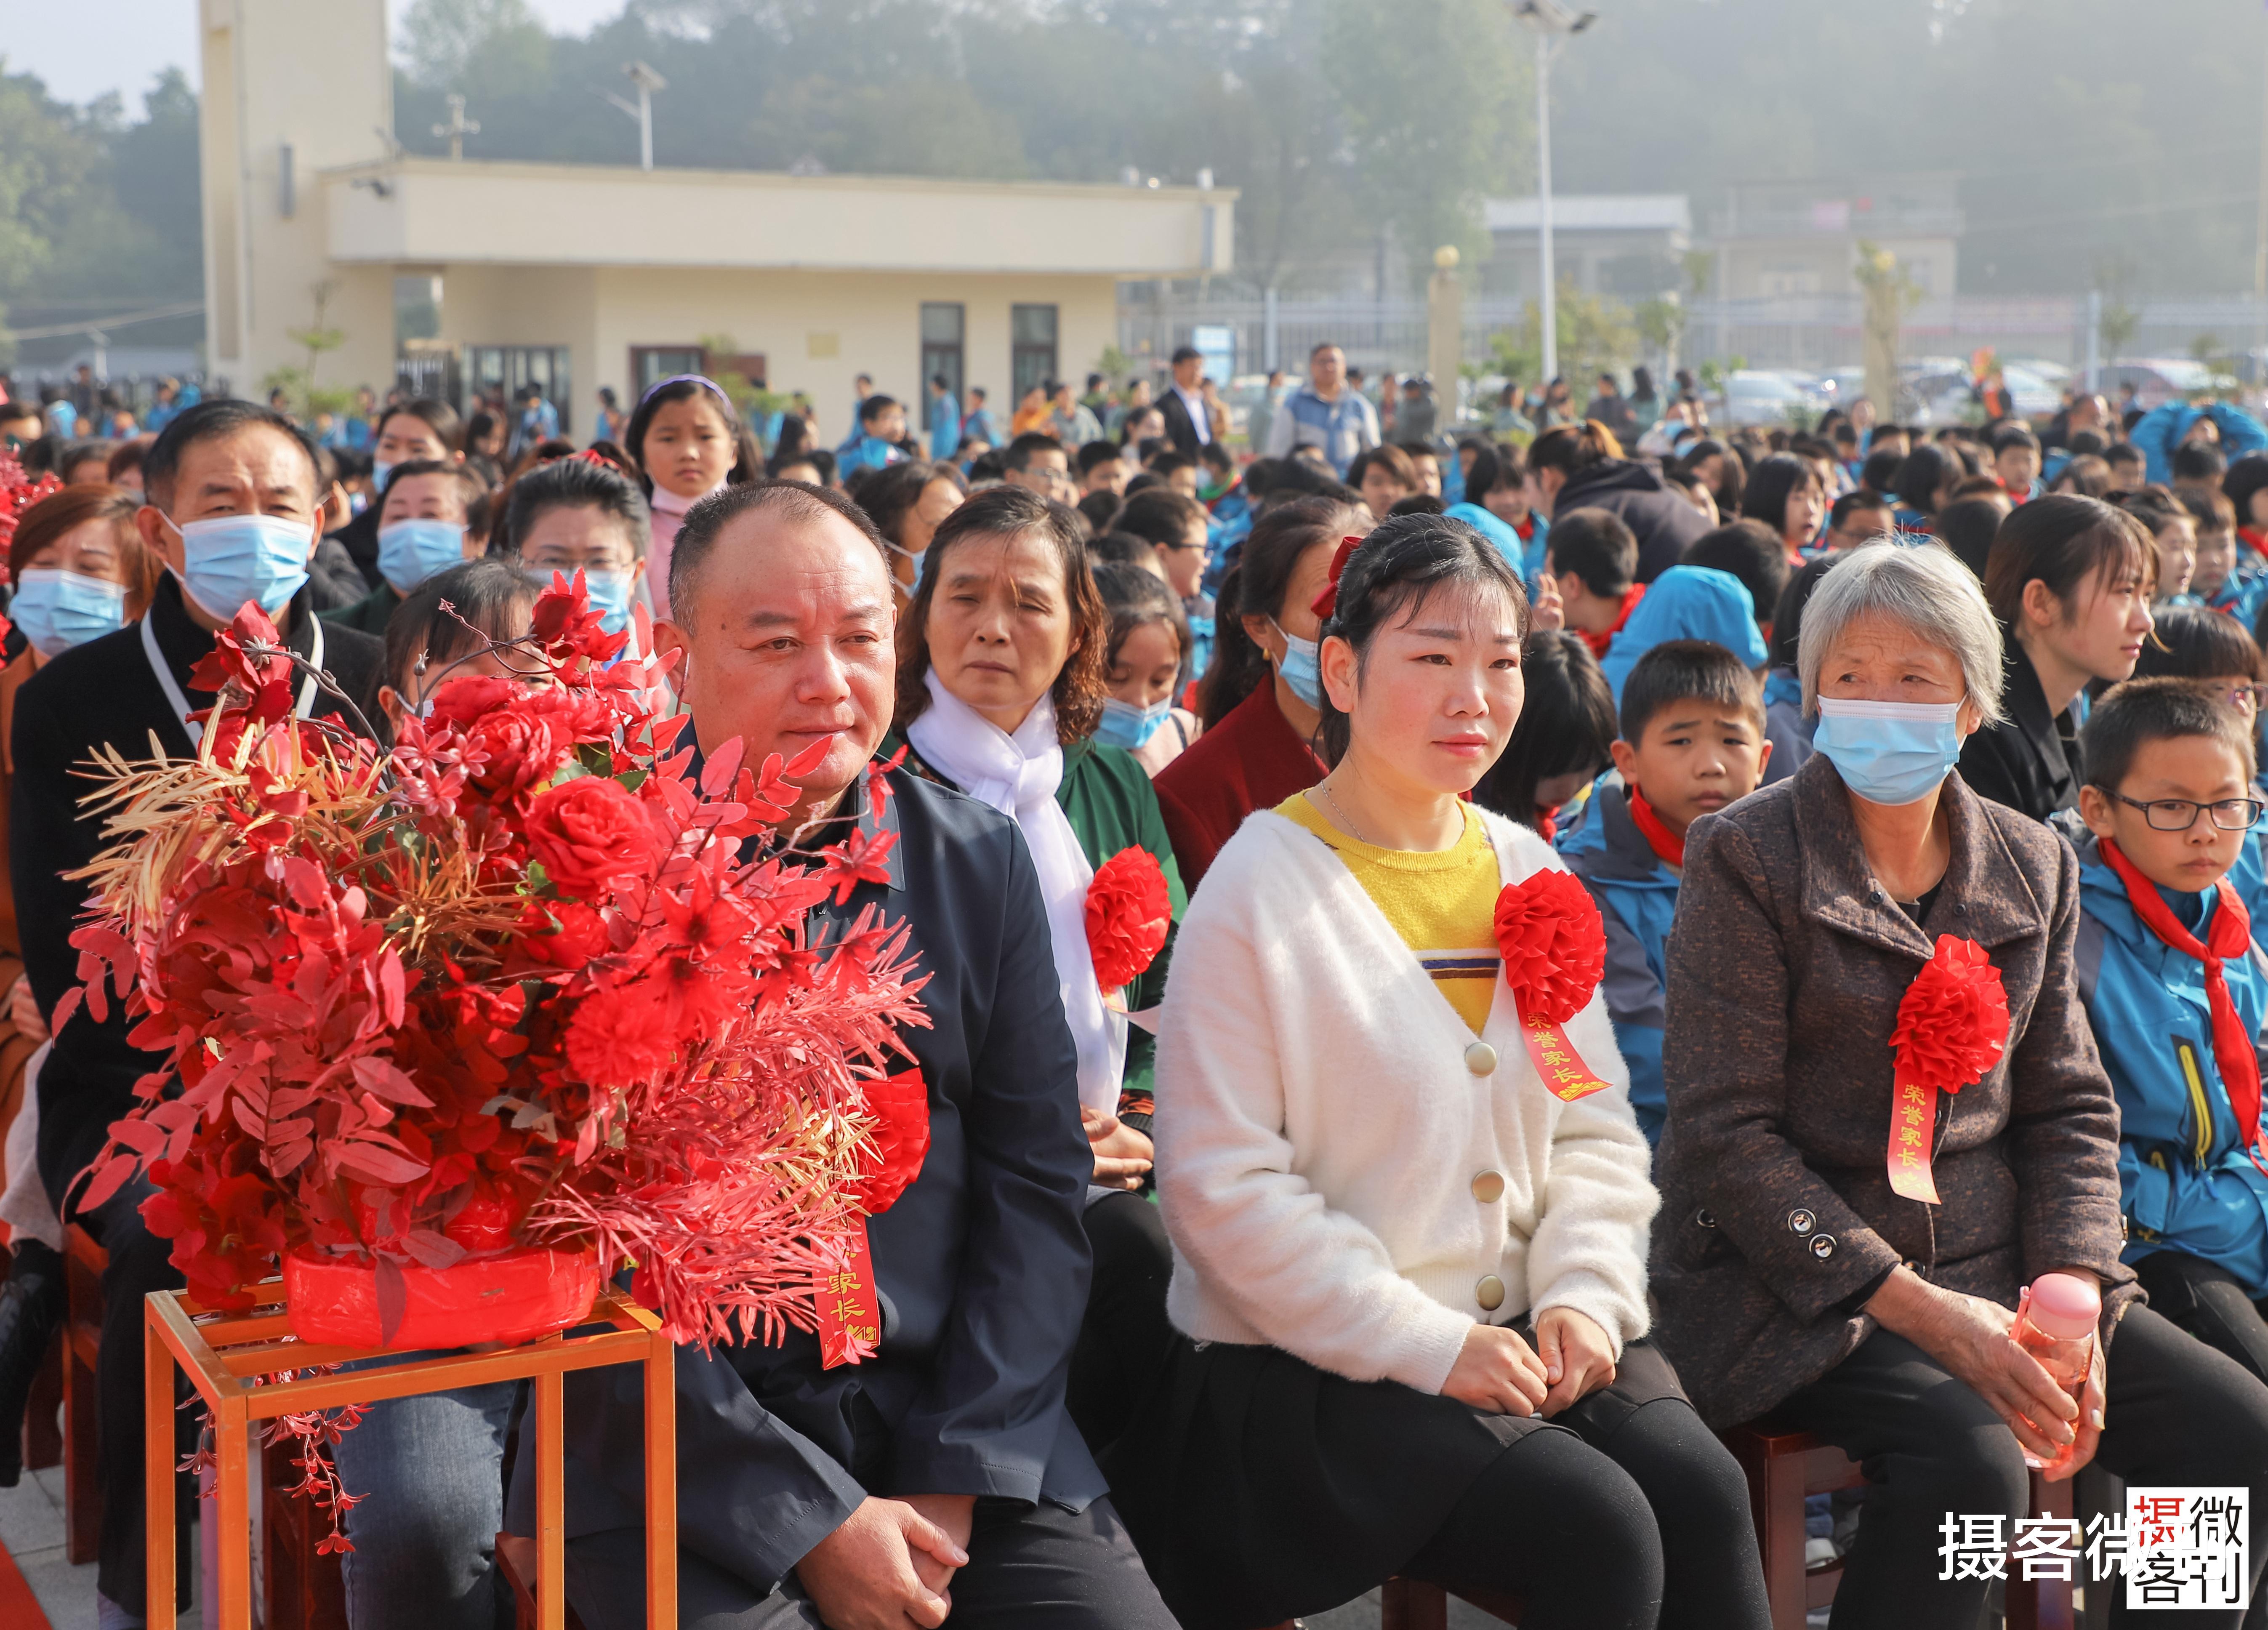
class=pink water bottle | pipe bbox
[2011,1272,2100,1477]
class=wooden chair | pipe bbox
[61,1223,106,1565]
[24,1332,62,1472]
[1722,1419,2075,1630]
[497,1529,592,1630]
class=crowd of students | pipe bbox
[0,354,2267,1630]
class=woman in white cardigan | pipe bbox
[1102,514,1768,1630]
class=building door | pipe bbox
[920,303,966,438]
[463,345,574,439]
[1012,304,1058,404]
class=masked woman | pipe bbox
[1151,495,1354,888]
[1109,512,1770,1630]
[1653,541,2268,1629]
[0,481,164,1485]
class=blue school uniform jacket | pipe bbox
[1760,668,1814,788]
[1556,779,1681,1148]
[1598,565,1770,706]
[2131,401,2268,487]
[2071,829,2268,1299]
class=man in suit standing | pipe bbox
[13,399,386,1624]
[530,481,1177,1630]
[1157,346,1212,458]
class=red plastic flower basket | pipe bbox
[282,1246,602,1352]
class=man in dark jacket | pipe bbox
[1156,346,1212,458]
[11,400,384,1620]
[1531,423,1712,584]
[519,481,1176,1630]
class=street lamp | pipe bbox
[605,60,669,171]
[1511,0,1596,389]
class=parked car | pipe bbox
[1717,370,1826,426]
[2101,358,2222,411]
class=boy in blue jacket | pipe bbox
[2069,677,2268,1382]
[1558,640,1771,1148]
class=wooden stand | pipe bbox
[142,1282,677,1630]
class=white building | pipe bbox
[197,0,1233,437]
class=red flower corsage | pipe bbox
[1493,868,1607,1026]
[1086,847,1172,995]
[1890,935,2009,1095]
[851,1068,931,1216]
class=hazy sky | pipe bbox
[0,0,627,109]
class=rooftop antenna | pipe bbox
[431,94,480,161]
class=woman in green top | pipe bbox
[889,482,1185,1449]
[890,484,1186,1143]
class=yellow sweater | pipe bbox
[1278,792,1502,1033]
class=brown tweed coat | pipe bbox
[1649,752,2139,1428]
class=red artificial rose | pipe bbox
[1891,935,2009,1094]
[465,705,575,803]
[527,776,664,899]
[1085,848,1171,994]
[850,1069,931,1215]
[1494,867,1607,1027]
[516,899,612,969]
[425,673,527,730]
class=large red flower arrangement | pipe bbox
[66,575,929,1355]
[1890,934,2009,1095]
[1493,868,1607,1026]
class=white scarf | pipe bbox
[906,670,1125,1115]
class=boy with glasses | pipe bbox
[2066,677,2268,1384]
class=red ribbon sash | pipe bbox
[1520,1010,1613,1103]
[816,1223,881,1369]
[1887,1079,1941,1204]
[818,1067,931,1369]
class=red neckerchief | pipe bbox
[2241,525,2268,564]
[2100,837,2265,1164]
[1626,785,1685,869]
[1515,513,1537,543]
[1577,584,1645,659]
[1535,804,1562,844]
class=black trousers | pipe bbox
[1065,1191,1174,1457]
[1777,1306,2268,1630]
[1402,1371,1771,1630]
[2136,1249,2268,1385]
[562,1495,1179,1630]
[76,1173,191,1611]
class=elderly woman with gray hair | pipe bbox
[1650,542,2268,1629]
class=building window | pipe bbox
[464,345,574,439]
[921,303,966,435]
[1012,304,1058,403]
[630,346,704,396]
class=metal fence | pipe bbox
[1119,289,2268,381]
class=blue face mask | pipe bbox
[170,512,313,619]
[11,567,127,657]
[1095,695,1172,751]
[371,458,398,494]
[376,518,467,594]
[582,567,636,635]
[1272,620,1325,711]
[1812,696,1965,806]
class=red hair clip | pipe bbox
[1309,533,1369,621]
